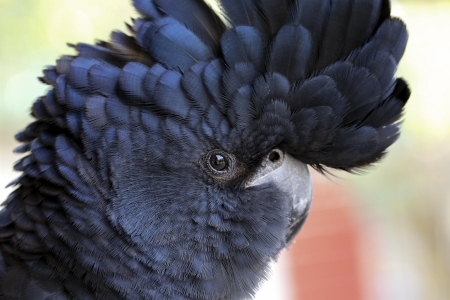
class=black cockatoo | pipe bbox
[0,0,409,299]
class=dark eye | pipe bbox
[202,149,235,176]
[209,154,227,171]
[201,149,242,182]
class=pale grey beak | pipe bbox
[246,149,313,244]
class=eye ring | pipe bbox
[203,149,235,176]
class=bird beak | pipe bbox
[245,150,313,244]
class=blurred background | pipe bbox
[0,0,449,299]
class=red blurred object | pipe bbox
[287,173,365,300]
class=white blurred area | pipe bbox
[1,1,450,299]
[255,254,294,300]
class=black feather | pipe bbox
[1,0,409,299]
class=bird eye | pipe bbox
[201,149,244,182]
[202,149,235,176]
[209,153,227,171]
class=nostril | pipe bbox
[269,150,280,163]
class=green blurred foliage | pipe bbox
[0,0,137,136]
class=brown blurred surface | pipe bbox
[287,174,364,300]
